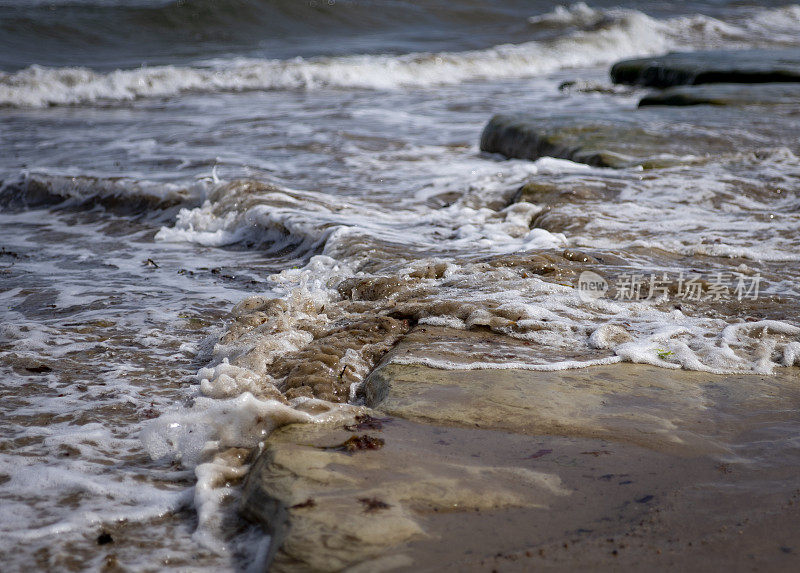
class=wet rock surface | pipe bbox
[364,326,800,455]
[480,113,640,168]
[241,417,573,572]
[479,110,770,169]
[610,48,800,88]
[242,326,800,571]
[639,82,800,107]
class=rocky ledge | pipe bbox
[241,326,800,572]
[638,82,800,107]
[610,48,800,88]
[477,108,784,168]
[480,49,800,167]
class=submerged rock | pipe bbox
[638,82,800,107]
[479,113,730,169]
[480,94,800,168]
[611,48,800,88]
[479,114,632,168]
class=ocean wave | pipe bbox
[0,0,546,70]
[155,167,569,264]
[3,4,799,107]
[527,1,609,28]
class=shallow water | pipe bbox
[1,1,800,570]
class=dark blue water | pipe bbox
[0,0,791,71]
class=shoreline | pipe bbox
[3,15,800,570]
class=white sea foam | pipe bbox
[156,156,568,259]
[3,4,799,107]
[527,2,601,27]
[551,149,800,264]
[391,354,623,370]
[142,392,362,551]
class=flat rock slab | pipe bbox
[480,114,643,168]
[242,327,800,571]
[363,326,800,456]
[479,113,708,169]
[611,48,800,88]
[241,417,578,571]
[242,412,773,572]
[639,82,800,107]
[479,112,750,169]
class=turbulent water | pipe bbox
[1,1,800,570]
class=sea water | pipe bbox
[1,1,799,569]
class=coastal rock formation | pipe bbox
[638,82,800,107]
[479,112,736,168]
[481,67,800,167]
[610,48,800,88]
[240,416,570,572]
[241,326,800,571]
[479,114,634,168]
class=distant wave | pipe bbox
[1,4,799,107]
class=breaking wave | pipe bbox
[3,4,799,107]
